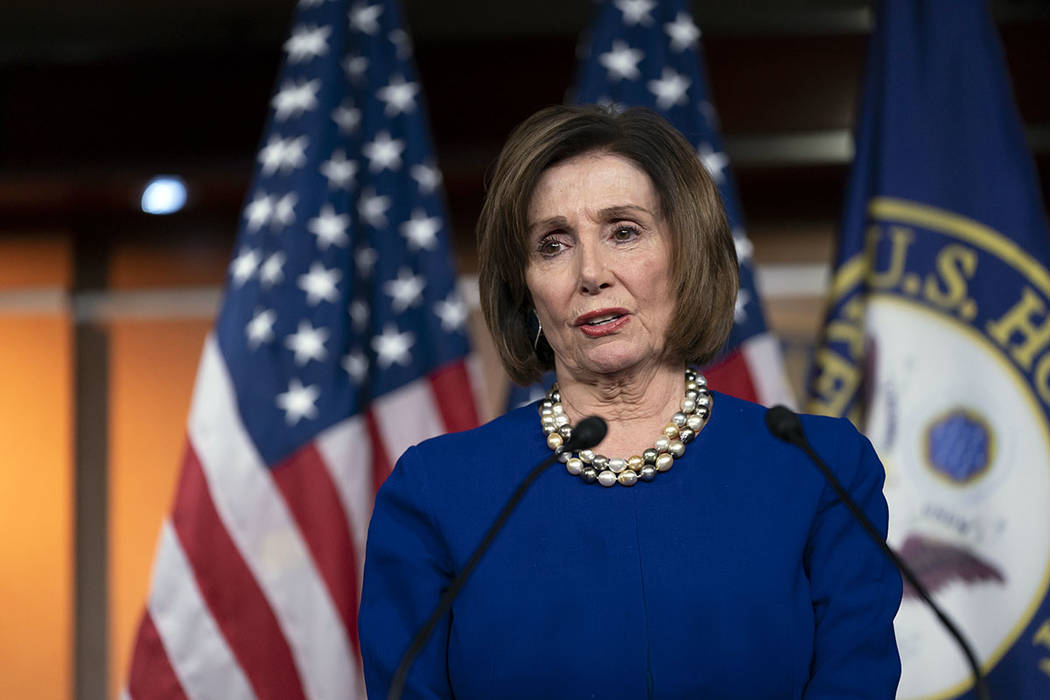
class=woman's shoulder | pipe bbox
[710,390,863,444]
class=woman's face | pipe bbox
[525,151,674,380]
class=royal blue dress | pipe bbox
[359,392,901,698]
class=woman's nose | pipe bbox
[577,238,612,295]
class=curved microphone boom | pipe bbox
[388,416,607,700]
[764,405,991,700]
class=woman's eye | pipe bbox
[612,225,639,242]
[537,237,566,257]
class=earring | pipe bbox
[532,310,544,350]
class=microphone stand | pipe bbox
[765,405,991,700]
[387,417,607,700]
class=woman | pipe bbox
[359,105,902,698]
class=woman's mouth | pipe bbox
[575,309,631,336]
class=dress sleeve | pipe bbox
[803,418,903,698]
[358,445,454,699]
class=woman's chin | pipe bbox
[573,346,656,378]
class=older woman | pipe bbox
[359,105,901,698]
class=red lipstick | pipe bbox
[574,308,631,337]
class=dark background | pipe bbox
[2,0,1048,281]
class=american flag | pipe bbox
[511,0,794,407]
[123,1,478,698]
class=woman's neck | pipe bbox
[555,360,684,458]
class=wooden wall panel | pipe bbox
[106,318,211,700]
[0,315,73,700]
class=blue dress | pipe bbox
[359,392,901,698]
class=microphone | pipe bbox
[388,416,607,700]
[765,405,991,700]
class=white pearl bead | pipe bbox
[654,437,670,452]
[681,397,696,413]
[617,471,638,486]
[566,458,583,475]
[655,453,674,472]
[608,458,627,474]
[668,440,685,458]
[686,414,703,431]
[597,470,617,487]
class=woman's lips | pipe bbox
[575,310,631,337]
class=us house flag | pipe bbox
[807,1,1050,697]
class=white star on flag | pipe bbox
[298,261,341,305]
[342,55,369,84]
[599,40,644,81]
[615,0,655,26]
[733,231,754,263]
[698,143,728,183]
[244,192,273,231]
[272,193,298,229]
[246,308,277,348]
[363,131,405,172]
[285,319,330,365]
[342,350,369,383]
[355,246,378,276]
[307,204,350,249]
[377,75,420,116]
[410,163,441,194]
[320,150,358,190]
[349,298,369,332]
[389,29,412,59]
[260,251,285,288]
[230,247,261,287]
[384,267,425,313]
[434,294,468,331]
[665,12,700,52]
[399,209,441,251]
[359,188,391,228]
[271,79,320,121]
[258,135,309,175]
[332,101,362,134]
[371,324,415,368]
[349,2,383,35]
[275,378,320,425]
[734,288,751,323]
[648,67,690,110]
[284,24,331,63]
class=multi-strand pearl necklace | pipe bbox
[539,369,713,487]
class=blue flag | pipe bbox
[508,0,794,410]
[807,1,1050,697]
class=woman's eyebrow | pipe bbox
[599,204,653,219]
[527,215,569,233]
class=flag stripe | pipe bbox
[188,336,356,700]
[271,442,361,657]
[316,414,375,599]
[367,410,395,494]
[173,445,306,700]
[428,359,481,433]
[741,333,795,407]
[142,520,255,700]
[126,611,190,700]
[704,348,759,403]
[373,377,445,465]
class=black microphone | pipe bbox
[765,405,991,700]
[388,416,607,700]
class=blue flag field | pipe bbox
[807,1,1050,697]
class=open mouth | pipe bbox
[582,313,624,327]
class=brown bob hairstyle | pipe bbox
[477,104,738,386]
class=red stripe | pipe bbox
[172,443,307,700]
[126,611,190,700]
[703,349,759,402]
[367,410,395,495]
[271,443,361,656]
[428,359,480,433]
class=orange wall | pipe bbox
[0,237,73,700]
[107,318,211,699]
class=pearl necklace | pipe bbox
[539,369,712,487]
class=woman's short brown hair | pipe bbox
[478,104,738,386]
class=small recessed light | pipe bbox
[141,176,187,215]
